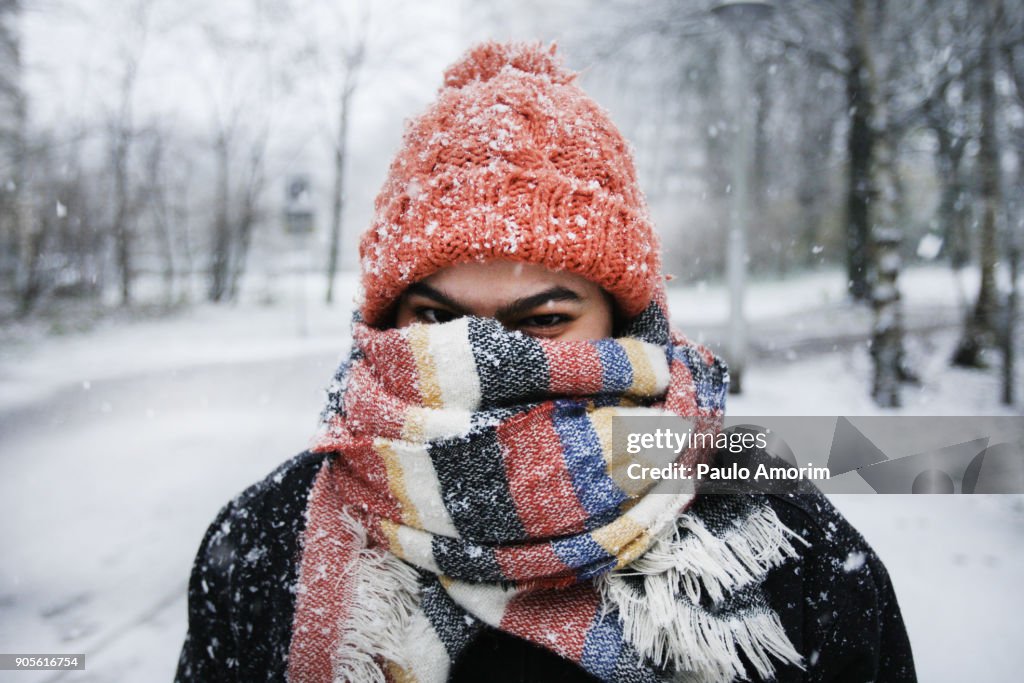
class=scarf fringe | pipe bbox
[619,502,809,605]
[332,509,422,683]
[599,502,807,682]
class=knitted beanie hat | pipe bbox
[358,41,661,326]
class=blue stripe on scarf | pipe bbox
[593,340,633,393]
[673,346,728,412]
[581,610,625,681]
[551,400,626,526]
[551,532,613,570]
[577,556,618,581]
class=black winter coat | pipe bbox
[175,450,917,682]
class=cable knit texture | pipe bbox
[359,41,661,326]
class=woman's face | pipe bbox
[393,260,615,340]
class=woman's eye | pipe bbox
[416,307,459,324]
[518,314,568,328]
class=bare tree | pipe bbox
[208,126,233,302]
[205,116,269,303]
[271,0,374,305]
[323,4,368,305]
[15,133,91,315]
[0,0,25,298]
[793,68,841,267]
[138,126,178,304]
[105,0,152,307]
[227,136,267,300]
[771,0,878,299]
[1000,7,1024,403]
[775,1,939,299]
[911,5,981,273]
[952,0,1004,367]
[198,5,274,303]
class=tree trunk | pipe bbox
[109,50,140,308]
[751,53,783,275]
[1004,242,1019,405]
[174,164,196,301]
[208,134,232,302]
[753,52,770,211]
[228,205,255,301]
[0,0,25,294]
[952,0,1002,367]
[700,42,731,277]
[325,79,353,305]
[851,0,910,406]
[155,205,176,306]
[844,9,874,302]
[227,150,264,302]
[1003,43,1024,404]
[16,212,52,317]
[111,127,133,307]
[147,140,176,306]
[933,131,969,268]
[796,76,835,268]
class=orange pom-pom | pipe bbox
[442,41,576,89]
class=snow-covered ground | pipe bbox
[0,266,1021,682]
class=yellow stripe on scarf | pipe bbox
[380,518,405,556]
[591,514,646,558]
[620,338,658,397]
[377,441,423,528]
[408,325,444,408]
[401,406,426,443]
[613,529,656,568]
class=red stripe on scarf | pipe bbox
[354,324,423,405]
[541,339,604,395]
[497,404,589,538]
[333,363,410,443]
[288,461,359,681]
[499,584,601,662]
[664,354,698,416]
[332,444,404,526]
[494,540,573,584]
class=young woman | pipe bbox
[176,42,916,683]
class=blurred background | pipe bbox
[0,0,1022,681]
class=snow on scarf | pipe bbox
[288,294,805,683]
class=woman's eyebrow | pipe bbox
[497,287,583,319]
[404,282,469,314]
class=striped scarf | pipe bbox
[288,295,805,683]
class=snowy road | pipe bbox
[0,352,339,682]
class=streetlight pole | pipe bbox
[711,1,774,395]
